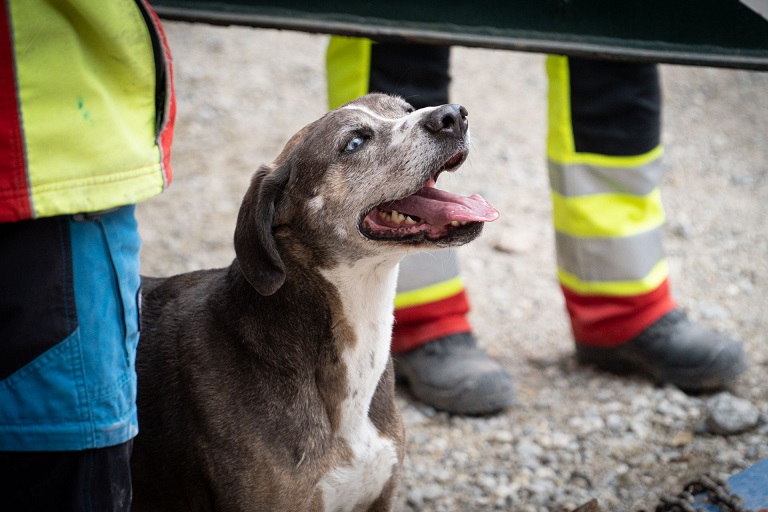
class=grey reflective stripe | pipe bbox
[555,228,664,282]
[548,158,663,198]
[396,249,460,292]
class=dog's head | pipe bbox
[235,93,498,295]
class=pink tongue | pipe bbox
[383,187,499,225]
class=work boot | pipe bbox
[393,332,514,415]
[575,309,747,392]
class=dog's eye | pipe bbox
[405,106,415,114]
[344,136,366,153]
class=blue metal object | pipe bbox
[699,458,768,511]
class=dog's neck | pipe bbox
[320,254,401,439]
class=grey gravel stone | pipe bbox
[705,392,761,435]
[698,303,731,321]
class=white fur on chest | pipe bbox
[318,424,398,512]
[317,257,401,512]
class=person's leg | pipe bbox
[326,37,513,413]
[546,55,746,391]
[0,441,134,512]
[0,206,142,508]
[391,250,513,414]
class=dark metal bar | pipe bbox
[150,1,768,70]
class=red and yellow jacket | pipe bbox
[0,0,175,222]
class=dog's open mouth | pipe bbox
[360,152,499,241]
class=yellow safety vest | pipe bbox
[0,0,175,222]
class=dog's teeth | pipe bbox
[378,209,417,226]
[460,221,468,226]
[450,221,460,227]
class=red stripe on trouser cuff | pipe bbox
[562,278,676,347]
[0,6,32,222]
[392,290,472,353]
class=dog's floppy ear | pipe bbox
[234,163,290,296]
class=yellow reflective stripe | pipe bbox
[326,36,372,110]
[12,0,163,217]
[558,259,669,296]
[552,189,665,238]
[546,55,575,163]
[394,276,465,309]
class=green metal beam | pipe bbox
[150,0,768,70]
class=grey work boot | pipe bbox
[575,309,747,392]
[393,332,514,415]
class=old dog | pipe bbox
[131,93,498,511]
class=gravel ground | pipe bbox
[136,23,768,511]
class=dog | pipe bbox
[130,93,499,511]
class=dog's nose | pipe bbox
[424,104,468,137]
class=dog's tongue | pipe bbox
[385,187,499,225]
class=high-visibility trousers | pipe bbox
[326,38,675,350]
[546,56,675,346]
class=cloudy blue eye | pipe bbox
[344,136,366,153]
